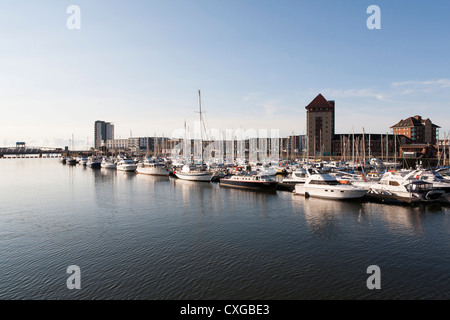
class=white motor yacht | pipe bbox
[277,168,311,191]
[352,170,445,204]
[78,157,88,166]
[116,159,138,172]
[86,156,102,168]
[411,169,450,193]
[174,164,214,182]
[282,168,310,185]
[136,158,171,176]
[294,173,368,200]
[101,158,116,169]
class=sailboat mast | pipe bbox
[447,130,450,167]
[154,132,157,157]
[363,128,366,167]
[352,128,355,171]
[394,133,397,166]
[443,132,446,166]
[437,131,441,167]
[448,130,450,167]
[386,133,389,166]
[314,135,316,162]
[198,90,203,164]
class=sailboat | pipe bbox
[174,90,215,182]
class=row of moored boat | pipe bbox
[60,156,450,205]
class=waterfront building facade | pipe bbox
[105,137,171,153]
[305,94,335,157]
[390,115,440,144]
[94,120,114,149]
[303,94,436,160]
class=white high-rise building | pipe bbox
[94,120,114,149]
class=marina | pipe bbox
[6,151,450,205]
[1,158,449,300]
[56,153,450,205]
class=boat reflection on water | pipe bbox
[171,177,215,190]
[134,174,170,185]
[171,178,278,216]
[361,202,446,235]
[292,195,364,239]
[99,167,117,176]
[93,164,118,214]
[171,177,216,210]
[293,192,446,237]
[115,170,137,181]
[223,187,279,217]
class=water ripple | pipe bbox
[1,159,449,300]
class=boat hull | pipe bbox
[294,185,367,200]
[438,193,450,204]
[276,182,299,191]
[364,188,444,204]
[101,163,116,169]
[87,162,101,168]
[136,167,170,176]
[219,179,278,190]
[364,191,422,204]
[117,165,137,172]
[174,172,213,181]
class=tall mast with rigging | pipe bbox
[196,90,205,165]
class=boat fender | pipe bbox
[305,192,310,199]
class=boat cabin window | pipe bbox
[309,180,340,186]
[406,182,432,192]
[389,181,400,186]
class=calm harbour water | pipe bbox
[1,159,449,300]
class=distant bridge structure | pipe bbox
[1,146,62,154]
[0,146,64,158]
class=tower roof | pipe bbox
[305,93,334,110]
[390,116,440,129]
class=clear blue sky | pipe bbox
[1,0,449,148]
